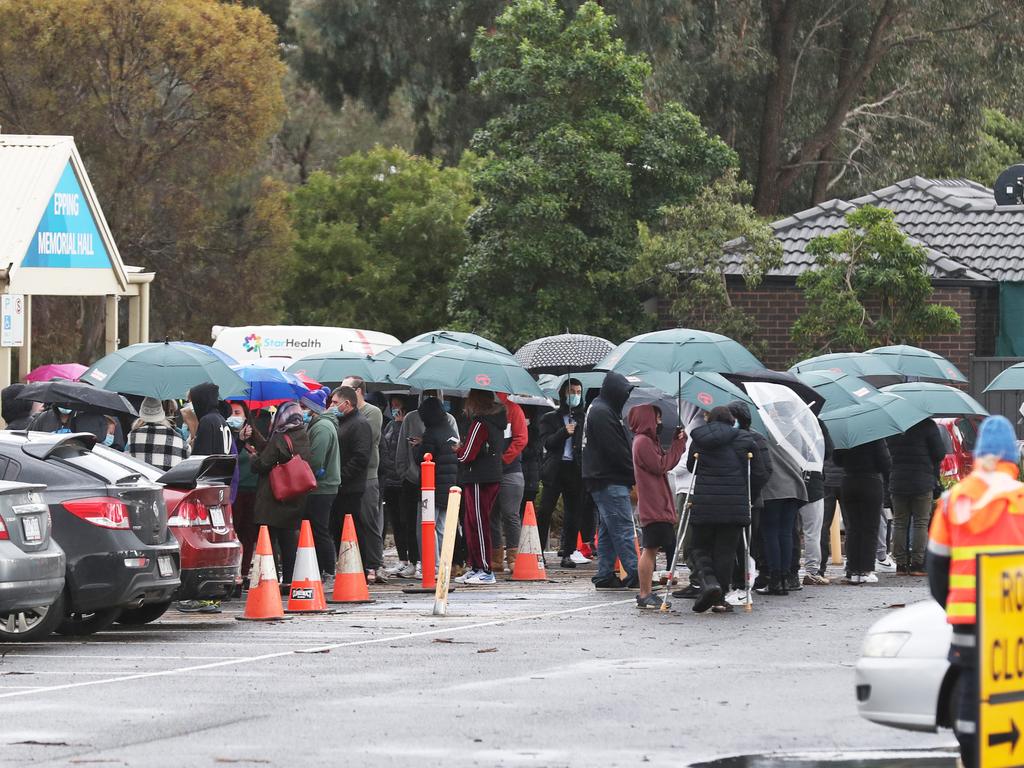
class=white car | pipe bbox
[855,600,955,731]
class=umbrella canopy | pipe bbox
[81,341,247,400]
[514,333,616,374]
[406,330,512,357]
[625,369,754,413]
[597,328,762,375]
[287,351,394,385]
[795,371,883,413]
[984,363,1024,392]
[789,352,904,387]
[820,393,932,449]
[25,363,87,383]
[18,380,137,417]
[864,344,967,384]
[624,386,683,449]
[292,372,322,392]
[881,382,989,418]
[397,347,544,396]
[177,341,237,366]
[231,364,310,409]
[742,381,825,472]
[537,371,607,399]
[723,368,825,415]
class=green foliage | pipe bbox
[448,0,735,349]
[633,171,782,353]
[792,206,961,356]
[288,147,475,340]
[960,109,1024,185]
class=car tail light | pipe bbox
[168,499,210,528]
[62,497,130,529]
[0,517,7,540]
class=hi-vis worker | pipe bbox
[927,415,1024,768]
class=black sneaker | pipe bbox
[620,573,640,589]
[593,575,626,590]
[672,584,702,599]
[636,594,664,610]
[560,556,577,569]
[786,574,803,592]
[711,601,733,613]
[693,584,722,613]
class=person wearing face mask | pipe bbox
[328,386,376,579]
[538,378,587,568]
[225,400,262,583]
[301,389,341,578]
[126,397,190,471]
[381,396,418,579]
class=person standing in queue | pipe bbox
[329,386,375,580]
[927,415,1024,768]
[340,377,386,584]
[834,436,891,584]
[538,378,587,569]
[301,389,341,578]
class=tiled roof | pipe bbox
[721,175,1024,283]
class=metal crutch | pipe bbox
[660,453,698,612]
[743,452,754,613]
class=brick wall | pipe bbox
[656,279,998,374]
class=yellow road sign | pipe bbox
[978,550,1024,768]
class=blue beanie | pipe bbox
[300,388,328,413]
[975,415,1018,462]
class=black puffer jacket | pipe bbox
[458,408,507,485]
[582,372,635,489]
[520,407,542,501]
[336,408,372,494]
[834,439,891,478]
[686,422,760,525]
[416,396,459,496]
[540,381,586,481]
[886,418,945,496]
[190,382,231,456]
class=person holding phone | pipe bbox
[412,396,459,562]
[538,378,587,568]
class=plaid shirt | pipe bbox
[126,424,190,472]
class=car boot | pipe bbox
[490,547,505,575]
[505,548,517,574]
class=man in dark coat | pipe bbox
[583,372,638,589]
[887,417,946,575]
[189,383,232,456]
[2,384,32,430]
[329,386,374,575]
[538,378,587,569]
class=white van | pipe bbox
[211,325,401,365]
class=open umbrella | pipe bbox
[795,370,883,413]
[287,351,394,385]
[984,363,1024,392]
[231,364,310,409]
[18,380,137,417]
[81,341,247,400]
[25,363,87,383]
[624,369,754,413]
[742,381,824,472]
[865,345,967,384]
[397,347,544,396]
[789,352,903,387]
[723,368,825,415]
[597,328,762,375]
[881,382,988,418]
[177,341,237,367]
[514,333,615,374]
[820,393,931,449]
[406,330,512,357]
[537,371,607,399]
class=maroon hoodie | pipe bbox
[628,404,687,527]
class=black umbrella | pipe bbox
[18,380,138,417]
[514,333,616,374]
[722,368,825,415]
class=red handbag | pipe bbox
[270,433,317,502]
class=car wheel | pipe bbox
[115,601,171,626]
[0,592,65,642]
[55,605,122,636]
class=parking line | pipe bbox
[0,596,633,700]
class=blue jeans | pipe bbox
[761,498,800,575]
[591,484,638,581]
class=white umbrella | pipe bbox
[744,381,824,473]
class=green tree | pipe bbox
[791,206,960,355]
[632,171,782,353]
[288,146,475,340]
[448,0,735,348]
[959,109,1024,185]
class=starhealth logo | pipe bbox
[243,334,262,353]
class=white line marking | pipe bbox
[0,597,633,700]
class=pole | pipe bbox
[831,502,843,565]
[432,488,463,617]
[744,452,753,613]
[661,453,698,612]
[403,453,436,595]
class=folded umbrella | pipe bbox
[25,363,87,383]
[865,345,967,384]
[18,380,137,417]
[881,382,988,418]
[397,347,544,396]
[820,393,932,449]
[514,333,616,374]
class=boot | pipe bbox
[505,548,517,575]
[490,547,505,574]
[767,571,786,596]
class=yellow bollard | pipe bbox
[831,503,843,565]
[432,488,463,617]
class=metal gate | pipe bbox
[970,357,1024,437]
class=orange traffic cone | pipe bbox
[237,526,292,622]
[286,520,332,614]
[512,501,547,581]
[328,514,374,604]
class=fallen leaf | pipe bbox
[294,648,330,654]
[477,647,497,654]
[0,671,32,676]
[432,638,471,645]
[884,603,906,609]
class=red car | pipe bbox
[97,449,242,622]
[935,416,983,483]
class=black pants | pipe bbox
[841,475,883,574]
[537,462,582,556]
[395,480,420,562]
[692,522,742,593]
[331,492,364,557]
[950,644,977,768]
[268,525,298,584]
[304,494,335,576]
[761,498,799,576]
[819,486,841,576]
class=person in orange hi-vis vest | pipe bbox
[927,415,1024,768]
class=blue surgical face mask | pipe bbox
[733,420,740,429]
[226,416,244,431]
[103,434,115,447]
[57,407,73,416]
[326,406,340,418]
[567,393,582,408]
[180,424,190,442]
[302,411,312,424]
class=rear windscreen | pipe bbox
[93,445,163,481]
[48,445,147,485]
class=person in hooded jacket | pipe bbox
[538,378,587,568]
[519,405,543,532]
[453,389,507,586]
[491,392,527,574]
[583,372,638,589]
[301,389,341,577]
[329,386,376,577]
[250,400,314,586]
[189,383,232,456]
[686,406,765,612]
[412,395,459,564]
[834,437,891,584]
[629,404,687,609]
[725,401,774,595]
[886,417,945,575]
[382,395,418,579]
[2,384,32,430]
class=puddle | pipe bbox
[691,749,958,768]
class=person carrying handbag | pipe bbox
[251,400,314,588]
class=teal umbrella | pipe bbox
[539,371,607,398]
[82,342,247,400]
[985,363,1024,392]
[865,345,967,384]
[881,382,988,417]
[789,352,903,386]
[406,330,512,357]
[287,351,394,385]
[597,328,762,375]
[820,393,932,449]
[627,368,766,433]
[397,347,544,396]
[795,371,883,413]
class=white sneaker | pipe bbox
[414,562,422,580]
[570,550,591,565]
[876,556,896,572]
[862,572,879,583]
[397,563,417,579]
[454,569,478,584]
[384,562,406,576]
[724,588,746,606]
[466,570,496,585]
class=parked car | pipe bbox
[95,448,241,624]
[935,416,983,483]
[0,480,66,641]
[855,600,954,732]
[0,431,180,635]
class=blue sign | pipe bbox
[22,161,110,269]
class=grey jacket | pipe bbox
[759,437,808,504]
[396,402,458,485]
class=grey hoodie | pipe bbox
[396,395,458,485]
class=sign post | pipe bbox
[977,550,1024,768]
[1,294,25,348]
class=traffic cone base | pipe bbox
[329,514,376,604]
[237,526,293,622]
[512,502,547,581]
[286,521,334,614]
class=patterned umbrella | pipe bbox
[865,345,967,384]
[514,334,616,374]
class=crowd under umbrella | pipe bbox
[17,380,137,417]
[24,363,87,383]
[405,330,513,357]
[820,393,932,449]
[722,368,825,415]
[983,362,1024,392]
[514,333,615,374]
[81,341,247,401]
[789,352,904,387]
[881,382,989,418]
[396,346,544,397]
[286,351,394,387]
[864,344,967,384]
[537,371,607,399]
[231,364,311,410]
[795,370,883,413]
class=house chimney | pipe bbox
[994,163,1024,205]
